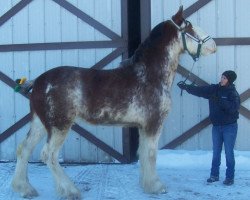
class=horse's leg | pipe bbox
[12,114,45,198]
[44,127,81,200]
[138,128,166,194]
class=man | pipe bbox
[178,70,240,186]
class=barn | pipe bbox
[0,0,249,163]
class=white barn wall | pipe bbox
[0,0,24,161]
[0,0,123,162]
[151,0,250,151]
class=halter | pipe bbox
[170,19,211,62]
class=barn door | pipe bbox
[0,0,136,163]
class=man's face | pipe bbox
[220,75,229,86]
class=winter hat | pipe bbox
[222,70,237,84]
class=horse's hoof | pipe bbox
[152,181,167,194]
[57,185,81,200]
[142,179,167,194]
[67,193,81,200]
[22,188,39,199]
[158,185,167,194]
[12,180,39,199]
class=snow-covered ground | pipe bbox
[1,150,250,200]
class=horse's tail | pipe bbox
[14,78,35,94]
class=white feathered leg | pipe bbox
[12,114,45,198]
[138,128,166,194]
[44,128,81,200]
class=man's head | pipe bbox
[221,70,237,86]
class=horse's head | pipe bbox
[171,6,216,61]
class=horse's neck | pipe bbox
[163,41,182,90]
[132,35,182,91]
[145,40,181,91]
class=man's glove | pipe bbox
[177,81,188,90]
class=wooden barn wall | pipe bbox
[151,0,250,151]
[0,0,123,162]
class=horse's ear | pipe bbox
[172,6,184,25]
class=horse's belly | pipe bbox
[81,105,143,127]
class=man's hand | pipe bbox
[177,81,188,90]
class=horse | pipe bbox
[12,6,216,200]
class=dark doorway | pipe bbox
[126,0,141,163]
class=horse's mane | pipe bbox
[132,21,177,63]
[149,22,165,40]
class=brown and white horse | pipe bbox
[12,6,216,199]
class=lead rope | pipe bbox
[179,60,196,96]
[178,30,199,95]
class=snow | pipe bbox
[1,150,250,200]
